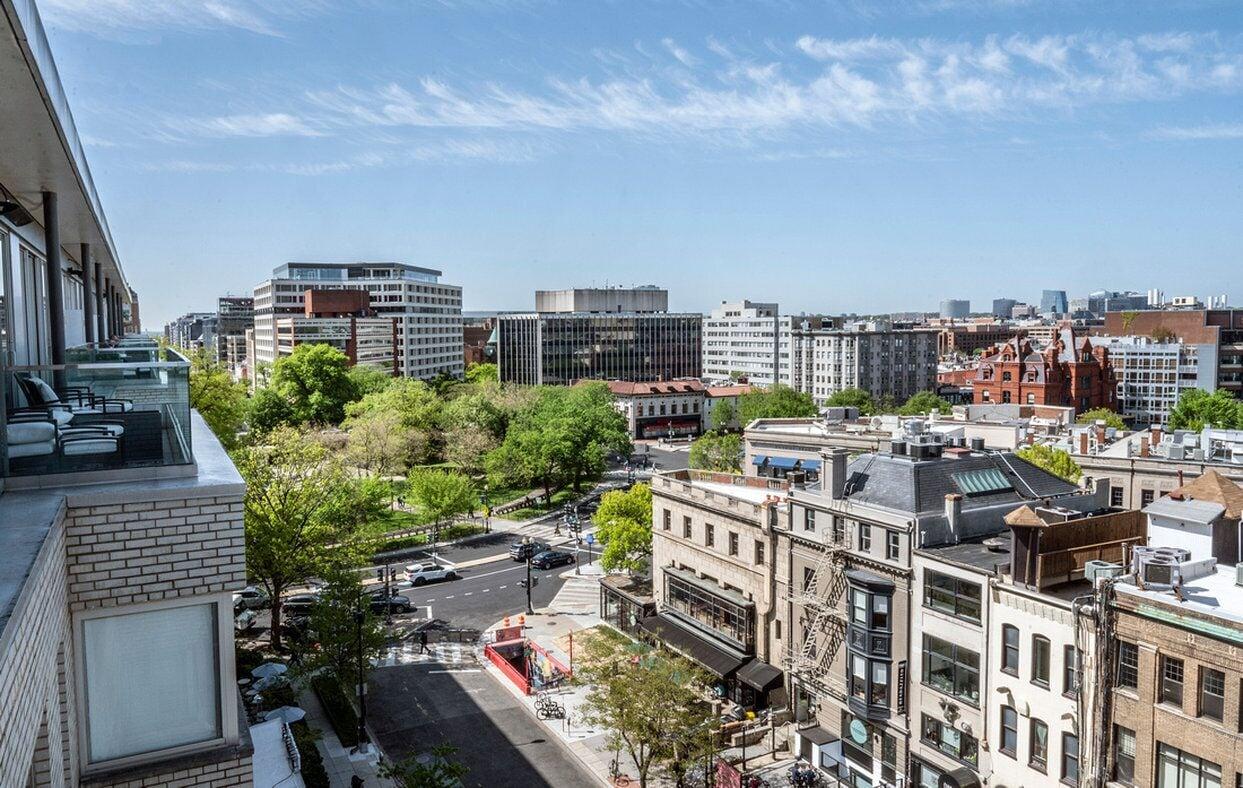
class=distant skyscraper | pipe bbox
[1040,289,1068,315]
[991,298,1017,319]
[1147,289,1164,306]
[939,299,970,319]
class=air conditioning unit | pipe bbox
[1168,443,1186,460]
[1236,563,1243,588]
[1154,547,1192,563]
[1130,546,1158,574]
[1141,557,1180,589]
[1084,561,1124,582]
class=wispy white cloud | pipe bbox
[1147,123,1243,140]
[165,112,325,138]
[661,38,698,68]
[795,35,904,61]
[39,0,338,37]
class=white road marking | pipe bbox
[498,585,507,590]
[463,592,473,596]
[430,669,480,674]
[444,595,455,599]
[481,588,490,593]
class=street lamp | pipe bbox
[352,605,369,754]
[483,482,491,533]
[523,536,535,615]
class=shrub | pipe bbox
[311,676,359,747]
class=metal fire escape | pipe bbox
[786,535,850,699]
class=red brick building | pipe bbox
[972,327,1118,413]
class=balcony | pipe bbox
[2,345,193,483]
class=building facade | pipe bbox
[270,289,397,372]
[496,288,702,385]
[1041,290,1069,316]
[1089,335,1213,426]
[608,379,706,439]
[940,300,970,320]
[1103,309,1243,396]
[215,296,254,370]
[789,325,940,406]
[937,321,1017,358]
[702,301,832,387]
[252,262,462,380]
[973,328,1118,413]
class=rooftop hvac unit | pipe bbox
[1140,556,1180,589]
[1168,443,1186,461]
[1084,561,1125,582]
[1236,563,1243,588]
[1190,448,1205,462]
[1154,547,1192,563]
[907,419,926,435]
[1130,546,1158,574]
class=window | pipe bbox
[850,588,891,631]
[1117,641,1139,688]
[728,532,739,556]
[683,516,692,538]
[81,603,223,765]
[803,567,815,593]
[1003,371,1012,381]
[1114,725,1136,785]
[1032,635,1051,687]
[1200,668,1226,722]
[754,540,765,566]
[923,571,982,623]
[922,635,979,704]
[886,531,900,560]
[1000,706,1018,757]
[831,516,845,543]
[1002,390,1012,403]
[1111,486,1124,507]
[1156,743,1220,788]
[804,509,816,531]
[1030,718,1049,771]
[1027,392,1036,404]
[920,714,978,766]
[705,523,715,547]
[859,523,872,551]
[1141,488,1156,507]
[1062,733,1080,785]
[1162,656,1185,707]
[1064,645,1079,696]
[1002,624,1020,675]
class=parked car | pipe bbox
[509,540,549,561]
[233,585,270,611]
[405,561,459,586]
[234,609,257,633]
[531,550,575,570]
[369,589,414,614]
[281,593,320,619]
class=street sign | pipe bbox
[585,533,595,544]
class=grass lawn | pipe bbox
[504,487,581,520]
[374,523,485,554]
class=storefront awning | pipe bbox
[800,459,821,471]
[798,725,837,746]
[637,614,749,678]
[736,659,783,691]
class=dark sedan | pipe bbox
[531,550,575,570]
[369,590,414,614]
[281,593,320,619]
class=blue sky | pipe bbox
[41,0,1243,327]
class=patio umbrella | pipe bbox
[251,662,288,680]
[264,706,306,724]
[252,674,286,692]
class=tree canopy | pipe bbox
[464,362,498,385]
[594,484,653,573]
[688,432,743,473]
[737,384,818,425]
[708,398,736,432]
[1168,388,1243,431]
[268,344,360,426]
[406,469,478,538]
[187,350,248,448]
[825,387,876,415]
[1016,444,1082,483]
[898,390,952,416]
[1076,407,1125,430]
[305,567,386,689]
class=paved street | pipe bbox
[368,659,598,787]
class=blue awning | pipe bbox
[768,456,798,470]
[800,459,822,471]
[751,455,769,466]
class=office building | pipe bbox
[936,320,1017,357]
[124,287,141,334]
[164,311,217,354]
[0,2,254,783]
[608,379,706,439]
[1089,335,1213,426]
[702,300,832,387]
[789,323,940,406]
[939,299,970,320]
[1040,290,1069,316]
[1103,309,1243,396]
[991,298,1017,319]
[252,261,462,380]
[273,289,397,371]
[215,296,253,370]
[496,286,702,385]
[972,328,1118,413]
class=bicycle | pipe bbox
[608,755,632,787]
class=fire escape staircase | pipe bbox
[786,539,849,697]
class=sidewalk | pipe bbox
[298,685,392,787]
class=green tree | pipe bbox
[824,387,876,415]
[305,567,386,689]
[464,362,498,385]
[1016,444,1083,483]
[562,383,632,491]
[1076,407,1125,430]
[380,745,469,788]
[737,384,818,425]
[594,484,653,573]
[344,408,421,478]
[345,378,443,464]
[1168,388,1243,432]
[248,386,294,434]
[188,351,248,448]
[688,432,743,473]
[236,427,385,649]
[269,344,359,426]
[709,399,736,432]
[898,390,952,416]
[439,390,507,475]
[577,637,716,788]
[406,469,478,549]
[347,365,394,398]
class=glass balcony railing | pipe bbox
[2,347,192,479]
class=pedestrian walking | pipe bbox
[418,629,429,654]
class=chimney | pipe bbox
[945,493,964,542]
[1095,424,1106,446]
[822,448,849,500]
[1079,431,1089,455]
[1140,437,1150,458]
[1150,424,1162,445]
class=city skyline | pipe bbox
[42,0,1243,326]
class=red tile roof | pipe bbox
[607,380,706,396]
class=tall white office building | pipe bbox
[252,262,463,380]
[789,322,941,405]
[702,300,831,387]
[1089,335,1215,426]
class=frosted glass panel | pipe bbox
[83,603,220,763]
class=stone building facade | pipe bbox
[973,328,1117,413]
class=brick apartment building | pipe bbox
[1103,308,1243,396]
[973,327,1117,413]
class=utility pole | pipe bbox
[524,536,535,615]
[353,605,368,753]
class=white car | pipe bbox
[405,561,459,586]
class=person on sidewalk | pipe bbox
[350,776,364,787]
[418,629,429,654]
